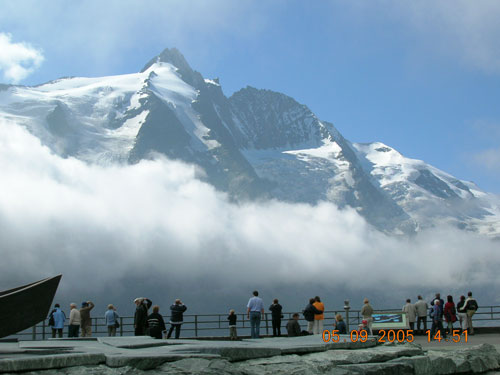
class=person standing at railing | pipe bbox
[303,298,321,334]
[361,298,374,335]
[68,303,81,338]
[105,304,119,337]
[402,299,417,331]
[456,295,468,333]
[464,292,478,335]
[247,290,264,339]
[414,295,428,335]
[269,298,283,337]
[147,305,166,339]
[49,303,66,338]
[80,301,95,337]
[313,296,325,335]
[167,299,187,339]
[134,297,152,336]
[227,309,238,340]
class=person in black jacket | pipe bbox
[303,298,322,334]
[134,297,152,336]
[147,305,167,339]
[167,299,187,339]
[227,309,237,340]
[286,313,302,337]
[269,298,283,337]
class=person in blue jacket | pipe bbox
[49,303,66,338]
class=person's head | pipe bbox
[70,303,76,309]
[336,314,343,322]
[363,298,369,304]
[417,295,422,300]
[309,298,315,304]
[134,298,142,306]
[468,291,473,297]
[152,305,160,313]
[253,291,259,297]
[315,296,321,302]
[82,301,88,308]
[273,298,278,304]
[108,304,114,310]
[175,299,181,305]
[406,299,411,303]
[229,309,235,315]
[292,313,300,320]
[434,299,440,305]
[460,295,465,301]
[435,293,441,298]
[362,319,368,326]
[447,295,453,303]
[54,303,60,308]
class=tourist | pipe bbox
[303,298,322,334]
[456,295,468,333]
[443,295,457,335]
[227,309,238,340]
[167,299,187,339]
[68,303,81,338]
[334,313,347,334]
[414,295,428,335]
[286,313,302,337]
[246,291,264,339]
[49,303,66,338]
[464,292,478,335]
[430,299,446,339]
[147,305,167,339]
[361,298,374,335]
[430,293,444,317]
[313,296,325,335]
[358,319,369,334]
[134,297,152,336]
[402,299,417,331]
[269,298,283,337]
[104,304,119,337]
[80,301,95,337]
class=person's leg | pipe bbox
[249,314,256,338]
[272,318,277,336]
[277,318,281,336]
[255,314,261,338]
[52,328,56,338]
[416,317,421,334]
[175,324,181,339]
[409,322,414,332]
[367,318,373,335]
[307,321,314,334]
[167,324,174,339]
[58,328,63,338]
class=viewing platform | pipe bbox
[1,333,500,374]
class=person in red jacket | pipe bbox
[443,295,457,335]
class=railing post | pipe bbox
[42,319,46,340]
[120,317,123,336]
[32,325,36,340]
[94,317,98,336]
[195,315,198,337]
[265,313,269,336]
[344,300,351,332]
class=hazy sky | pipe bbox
[0,0,499,193]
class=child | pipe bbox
[227,309,237,340]
[358,319,370,334]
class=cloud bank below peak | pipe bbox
[1,119,499,309]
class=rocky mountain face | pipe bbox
[0,47,498,236]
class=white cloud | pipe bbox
[1,119,499,312]
[393,1,500,73]
[471,148,500,172]
[0,33,44,83]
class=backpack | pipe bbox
[48,310,55,326]
[468,299,478,311]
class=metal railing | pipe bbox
[17,305,500,341]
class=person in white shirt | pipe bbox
[414,295,428,335]
[402,299,417,331]
[246,290,264,339]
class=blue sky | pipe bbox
[1,0,499,192]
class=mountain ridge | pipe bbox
[0,47,498,236]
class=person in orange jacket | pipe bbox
[312,296,325,334]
